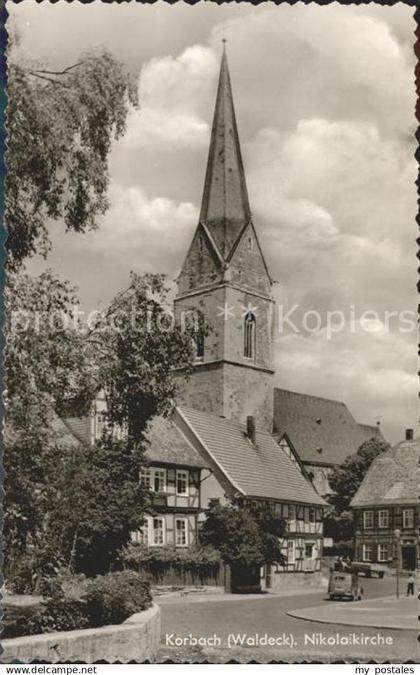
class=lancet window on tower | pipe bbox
[195,330,205,360]
[244,311,256,359]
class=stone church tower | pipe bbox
[174,47,274,430]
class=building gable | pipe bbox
[177,223,223,295]
[228,222,272,295]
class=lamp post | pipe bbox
[394,528,401,599]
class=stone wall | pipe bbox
[1,604,161,664]
[269,571,327,593]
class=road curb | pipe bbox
[286,597,418,632]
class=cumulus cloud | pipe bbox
[27,185,197,310]
[246,116,416,323]
[274,326,417,440]
[121,46,217,148]
[14,2,416,441]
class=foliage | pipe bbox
[49,273,197,575]
[46,437,148,576]
[4,271,98,565]
[5,269,198,577]
[200,500,286,568]
[121,543,221,580]
[83,571,152,627]
[6,546,65,595]
[3,571,151,638]
[6,50,138,269]
[39,571,89,602]
[24,599,90,636]
[91,272,197,440]
[324,437,391,543]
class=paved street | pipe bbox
[157,577,419,663]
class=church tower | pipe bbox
[174,46,274,430]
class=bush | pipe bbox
[6,556,38,594]
[121,543,221,581]
[3,570,152,638]
[83,570,152,628]
[39,571,88,601]
[6,548,65,595]
[22,599,89,636]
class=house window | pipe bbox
[95,412,107,439]
[176,470,189,496]
[309,508,315,523]
[378,509,389,529]
[248,236,253,251]
[403,509,414,529]
[152,517,165,546]
[244,312,256,359]
[363,543,373,561]
[140,468,151,489]
[175,518,188,547]
[378,544,388,562]
[287,539,295,564]
[363,511,374,529]
[152,469,166,493]
[305,543,314,558]
[198,234,204,253]
[131,519,149,546]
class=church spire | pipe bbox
[199,45,252,258]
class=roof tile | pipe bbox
[351,436,420,507]
[179,406,326,506]
[273,389,382,466]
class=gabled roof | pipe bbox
[177,406,326,506]
[145,414,208,469]
[199,47,251,259]
[358,422,383,443]
[351,436,420,507]
[273,388,381,466]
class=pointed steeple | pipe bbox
[199,44,251,258]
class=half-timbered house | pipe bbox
[351,430,420,571]
[65,395,209,551]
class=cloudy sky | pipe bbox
[10,2,417,443]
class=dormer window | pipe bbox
[244,312,256,358]
[278,436,297,465]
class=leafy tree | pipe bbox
[6,50,138,269]
[324,437,390,551]
[33,273,199,576]
[200,500,286,569]
[4,271,98,564]
[92,272,197,442]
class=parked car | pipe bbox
[350,561,385,578]
[328,570,363,601]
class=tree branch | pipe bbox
[30,61,86,76]
[28,72,70,88]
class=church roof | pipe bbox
[273,388,383,467]
[351,436,420,507]
[199,46,252,259]
[145,414,208,469]
[177,406,326,506]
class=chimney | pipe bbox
[405,428,414,441]
[246,415,256,445]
